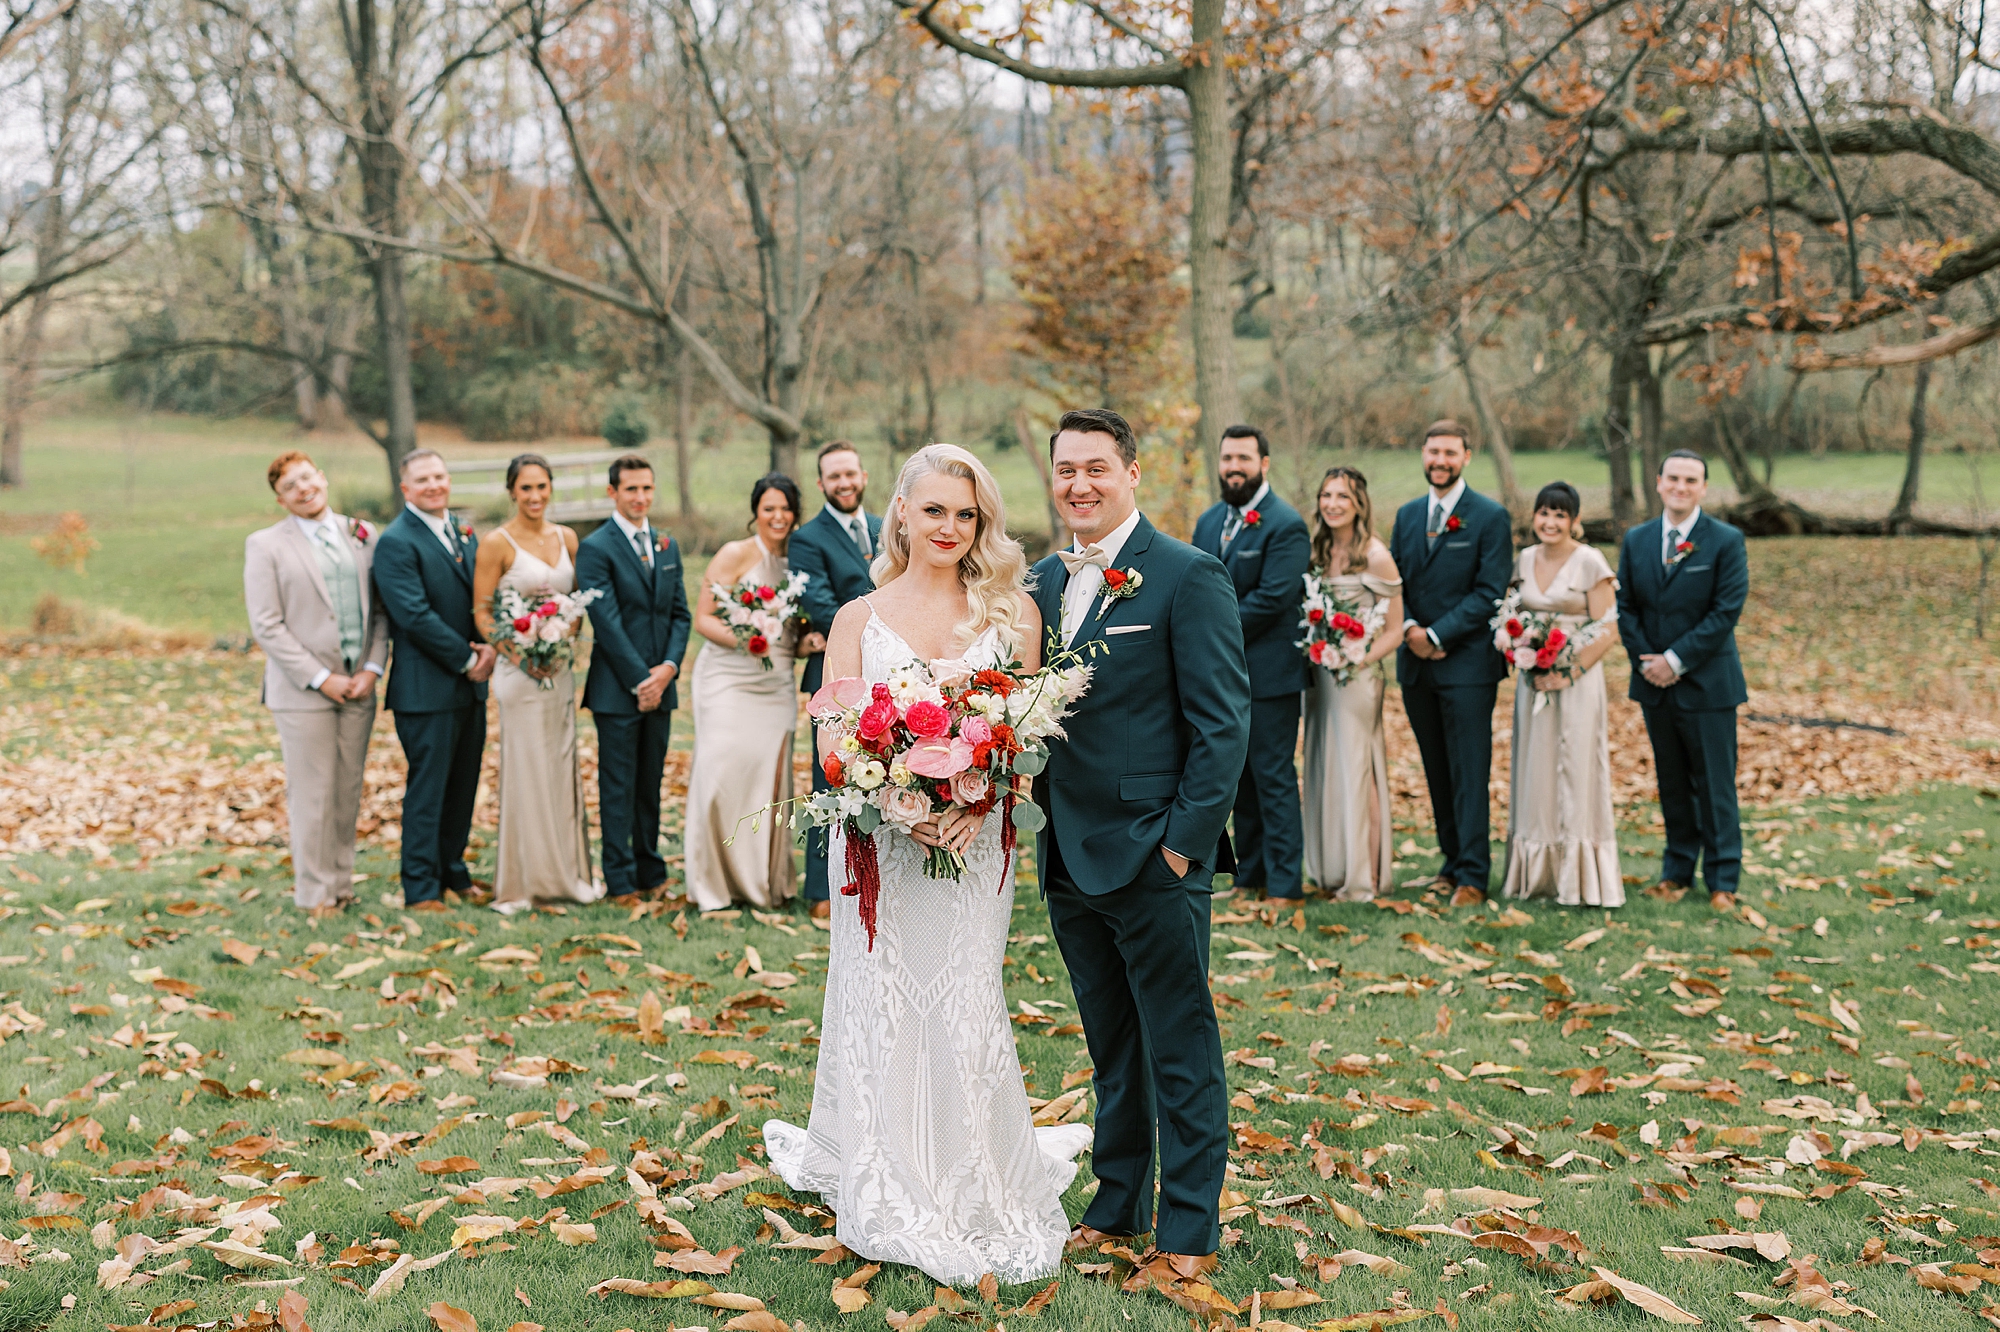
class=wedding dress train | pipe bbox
[764,606,1089,1286]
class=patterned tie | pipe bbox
[1220,508,1243,552]
[1663,526,1680,565]
[850,515,871,561]
[1428,500,1445,550]
[634,527,653,568]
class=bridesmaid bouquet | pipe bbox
[490,585,602,689]
[1490,589,1609,714]
[1297,572,1387,686]
[797,656,1093,948]
[711,571,811,670]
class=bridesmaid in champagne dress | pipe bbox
[1499,481,1624,908]
[685,473,819,912]
[1300,467,1404,901]
[472,454,603,914]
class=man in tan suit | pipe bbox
[244,450,391,911]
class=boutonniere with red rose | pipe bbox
[348,517,371,545]
[1096,566,1143,615]
[1426,513,1463,539]
[1242,508,1262,527]
[459,520,475,541]
[1667,539,1697,566]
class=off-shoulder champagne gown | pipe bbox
[1499,543,1624,908]
[685,536,800,910]
[1302,569,1400,900]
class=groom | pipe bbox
[1616,450,1748,910]
[1030,407,1250,1284]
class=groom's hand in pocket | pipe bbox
[1162,848,1189,877]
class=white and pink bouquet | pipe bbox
[1489,589,1610,713]
[712,570,810,670]
[1297,572,1387,686]
[798,656,1091,948]
[490,584,602,689]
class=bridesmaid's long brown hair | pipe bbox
[1310,466,1375,575]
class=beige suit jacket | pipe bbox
[244,514,392,711]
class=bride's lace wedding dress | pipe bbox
[764,605,1090,1286]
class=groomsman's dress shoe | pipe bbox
[1710,892,1736,913]
[809,901,831,921]
[1448,884,1486,908]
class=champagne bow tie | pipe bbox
[1057,545,1112,576]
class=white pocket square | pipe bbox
[1105,624,1152,635]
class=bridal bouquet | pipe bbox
[490,585,602,689]
[1296,572,1388,686]
[799,656,1092,948]
[1489,589,1610,713]
[712,570,811,670]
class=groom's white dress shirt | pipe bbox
[1658,505,1702,679]
[294,511,384,691]
[1060,506,1142,644]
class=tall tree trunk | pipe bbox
[1451,317,1523,516]
[1184,0,1240,496]
[349,0,417,492]
[1015,408,1065,549]
[1603,344,1642,530]
[0,285,54,488]
[1637,351,1665,519]
[1892,359,1931,527]
[279,304,320,429]
[674,334,695,524]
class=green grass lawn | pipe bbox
[4,407,1993,637]
[3,764,1999,1332]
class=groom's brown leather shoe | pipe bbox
[1448,884,1485,908]
[1065,1224,1142,1254]
[809,900,831,920]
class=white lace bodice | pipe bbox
[859,603,1005,683]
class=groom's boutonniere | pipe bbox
[1426,513,1463,539]
[459,519,475,541]
[348,517,371,544]
[1097,566,1142,614]
[1668,539,1696,566]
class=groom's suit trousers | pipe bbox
[271,698,376,908]
[1043,826,1229,1256]
[393,704,485,904]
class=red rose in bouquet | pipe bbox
[903,699,950,739]
[746,634,769,656]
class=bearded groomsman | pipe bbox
[1616,450,1748,911]
[1388,420,1511,907]
[244,450,389,912]
[577,454,693,902]
[785,441,879,919]
[1191,424,1312,900]
[371,449,496,912]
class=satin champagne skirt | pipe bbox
[1301,571,1400,900]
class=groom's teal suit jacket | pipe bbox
[1029,515,1252,892]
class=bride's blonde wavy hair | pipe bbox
[872,443,1028,658]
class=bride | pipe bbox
[763,444,1090,1287]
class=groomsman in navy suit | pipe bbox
[786,441,881,919]
[1616,450,1749,911]
[1388,420,1512,907]
[1192,425,1312,899]
[577,455,693,902]
[371,449,496,910]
